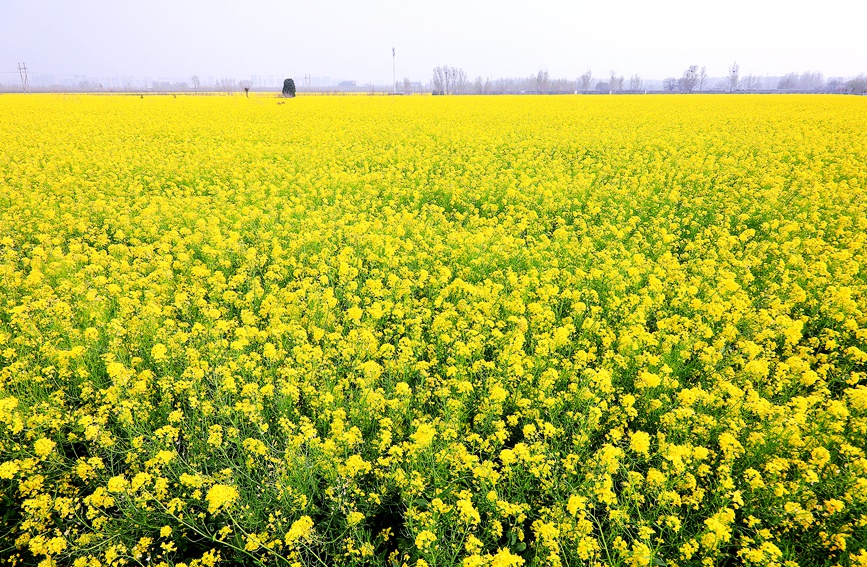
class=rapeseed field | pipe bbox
[1,94,866,567]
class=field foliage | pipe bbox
[1,94,867,566]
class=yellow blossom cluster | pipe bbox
[1,93,866,566]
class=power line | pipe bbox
[18,62,30,93]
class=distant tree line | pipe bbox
[428,63,867,95]
[433,67,589,95]
[4,67,866,95]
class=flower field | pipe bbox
[1,93,867,567]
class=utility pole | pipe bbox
[18,62,30,94]
[392,47,396,93]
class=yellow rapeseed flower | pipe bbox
[33,438,56,458]
[206,484,239,514]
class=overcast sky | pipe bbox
[2,0,865,85]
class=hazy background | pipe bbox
[2,0,865,88]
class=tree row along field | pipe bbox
[1,94,866,567]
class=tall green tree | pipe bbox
[282,78,296,98]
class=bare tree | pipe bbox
[432,66,452,94]
[629,74,642,92]
[800,71,824,91]
[239,80,252,97]
[826,78,844,92]
[453,68,468,94]
[743,73,759,91]
[778,73,798,90]
[609,70,623,92]
[728,62,740,92]
[579,69,593,92]
[191,75,201,94]
[777,73,801,91]
[432,67,446,94]
[535,70,550,93]
[432,66,468,95]
[402,77,413,94]
[698,66,707,91]
[847,74,867,94]
[681,65,699,93]
[663,77,679,91]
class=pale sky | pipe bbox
[2,0,865,86]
